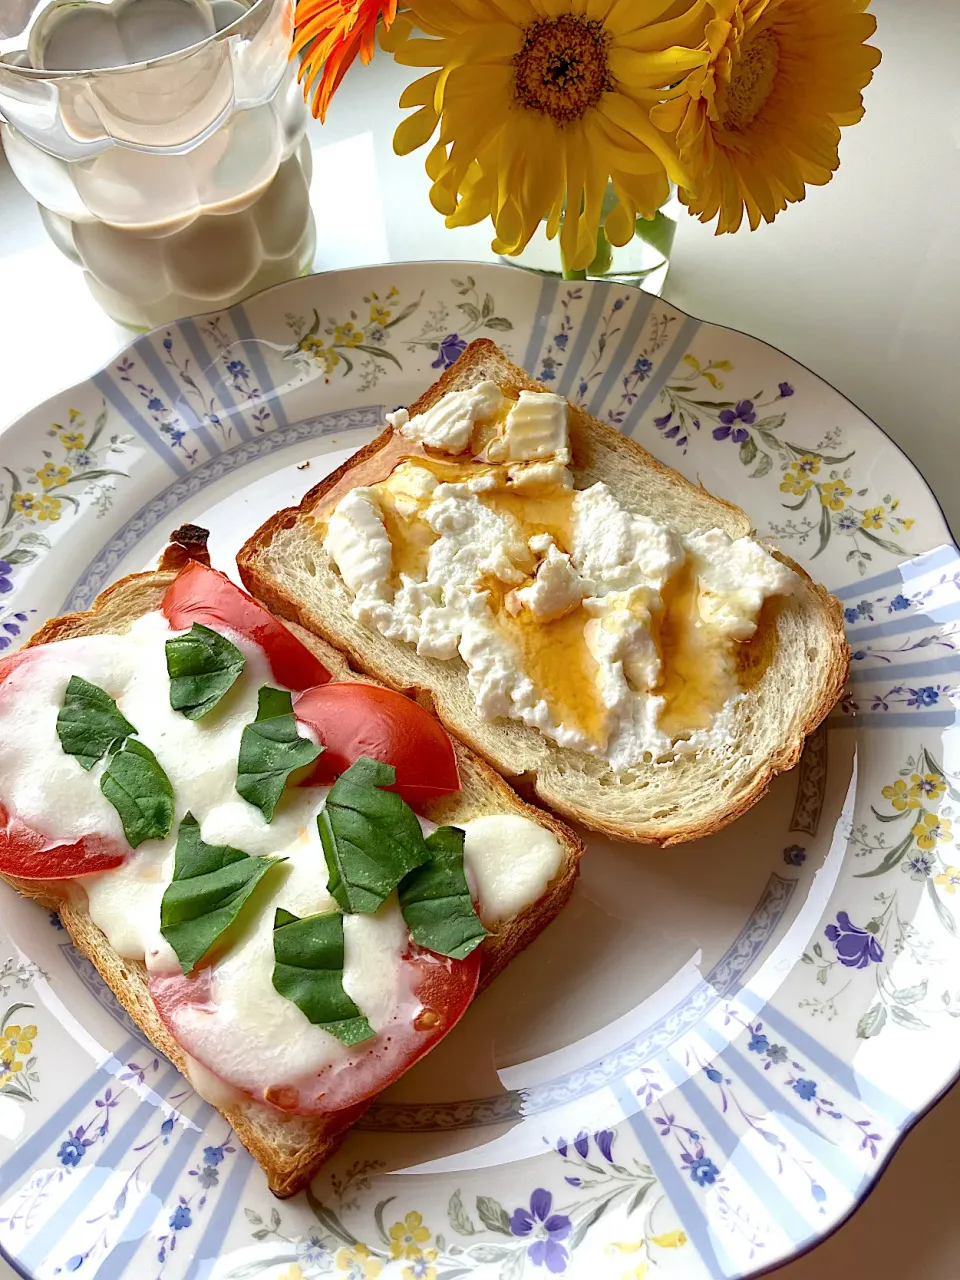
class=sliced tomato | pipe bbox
[148,943,480,1115]
[162,561,330,693]
[294,682,460,807]
[0,651,127,879]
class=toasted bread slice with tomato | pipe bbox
[1,532,582,1198]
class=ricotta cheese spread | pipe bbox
[324,384,798,767]
[0,615,563,1097]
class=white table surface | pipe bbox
[1,0,959,1275]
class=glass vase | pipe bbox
[499,185,680,296]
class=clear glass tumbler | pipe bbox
[0,0,315,329]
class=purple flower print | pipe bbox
[720,399,756,425]
[748,1032,769,1054]
[689,1156,719,1186]
[0,563,12,595]
[633,356,653,379]
[554,332,569,351]
[911,686,939,707]
[844,607,860,625]
[202,1145,225,1166]
[825,911,884,968]
[169,1204,191,1231]
[510,1189,571,1273]
[594,1129,616,1162]
[146,396,165,413]
[432,333,467,369]
[890,594,911,612]
[573,1131,589,1158]
[793,1078,817,1101]
[654,411,673,428]
[778,382,795,398]
[57,1136,86,1167]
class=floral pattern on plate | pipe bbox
[0,261,954,1280]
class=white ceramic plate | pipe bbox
[1,262,958,1280]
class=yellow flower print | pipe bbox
[299,335,340,375]
[37,496,63,522]
[779,455,820,496]
[277,1267,304,1280]
[59,432,87,450]
[902,518,915,530]
[649,1230,687,1249]
[0,1024,36,1071]
[37,462,71,491]
[912,813,952,851]
[386,286,399,301]
[882,779,919,812]
[909,773,945,804]
[403,1249,437,1280]
[861,506,885,530]
[821,479,852,511]
[12,491,40,517]
[935,866,960,895]
[389,1212,430,1261]
[334,1243,381,1278]
[334,322,364,348]
[369,304,391,326]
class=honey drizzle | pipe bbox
[314,417,765,749]
[655,560,738,737]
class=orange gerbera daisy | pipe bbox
[293,0,398,122]
[653,0,881,233]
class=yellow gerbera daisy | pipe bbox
[653,0,880,234]
[385,0,709,271]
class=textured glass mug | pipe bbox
[0,0,315,328]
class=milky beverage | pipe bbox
[0,0,314,327]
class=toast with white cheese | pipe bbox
[238,339,848,845]
[2,542,583,1198]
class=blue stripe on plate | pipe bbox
[17,1064,183,1270]
[95,1108,215,1280]
[754,1005,911,1129]
[521,276,560,375]
[845,603,960,644]
[178,319,254,445]
[697,1035,865,1193]
[832,711,960,730]
[610,1077,729,1279]
[92,372,188,479]
[182,1149,253,1280]
[619,316,701,437]
[556,285,608,399]
[658,1056,812,1244]
[0,1036,143,1198]
[231,304,290,430]
[586,292,656,418]
[135,338,218,458]
[848,655,960,683]
[832,545,960,601]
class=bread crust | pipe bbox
[4,556,583,1197]
[237,339,850,846]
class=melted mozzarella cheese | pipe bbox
[0,613,563,1099]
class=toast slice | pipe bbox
[4,546,583,1198]
[238,339,848,846]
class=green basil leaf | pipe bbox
[272,907,375,1046]
[100,738,174,848]
[236,686,322,821]
[161,813,280,974]
[165,624,246,720]
[399,825,489,960]
[318,756,431,914]
[57,675,136,770]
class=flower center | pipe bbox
[514,15,612,124]
[720,30,779,131]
